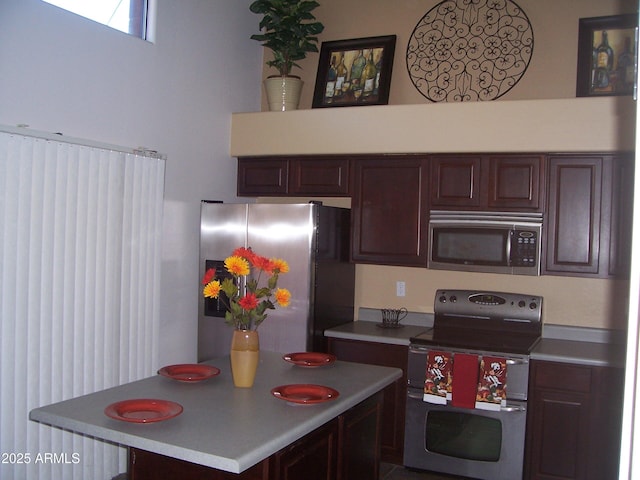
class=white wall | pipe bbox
[0,0,263,367]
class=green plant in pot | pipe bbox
[250,0,324,111]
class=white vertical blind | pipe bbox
[0,130,165,480]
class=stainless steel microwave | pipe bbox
[428,210,543,276]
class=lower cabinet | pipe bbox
[525,360,624,480]
[128,392,382,480]
[328,338,407,465]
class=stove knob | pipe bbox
[439,295,447,303]
[449,295,457,303]
[529,302,538,310]
[518,300,526,308]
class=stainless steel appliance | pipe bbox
[198,201,355,361]
[404,289,543,480]
[428,210,543,275]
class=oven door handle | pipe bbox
[506,358,528,366]
[407,390,527,413]
[501,404,527,413]
[407,389,425,400]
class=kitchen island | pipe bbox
[30,350,402,479]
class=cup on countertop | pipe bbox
[380,307,408,328]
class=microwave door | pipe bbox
[431,227,509,266]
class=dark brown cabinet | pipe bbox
[544,154,633,277]
[351,156,429,266]
[237,157,350,197]
[328,338,407,465]
[237,157,289,196]
[430,154,544,211]
[289,157,350,196]
[525,360,624,480]
[128,392,382,480]
[270,419,339,480]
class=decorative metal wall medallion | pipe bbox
[406,0,534,102]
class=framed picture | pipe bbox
[312,35,396,108]
[576,14,638,97]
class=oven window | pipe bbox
[425,410,502,462]
[432,228,508,265]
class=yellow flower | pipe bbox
[275,288,291,307]
[271,258,289,274]
[225,255,250,276]
[203,280,221,299]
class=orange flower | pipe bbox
[201,268,216,285]
[275,288,291,307]
[238,292,258,310]
[225,255,250,276]
[253,255,275,272]
[202,246,291,330]
[271,258,289,274]
[203,280,221,299]
[232,247,255,262]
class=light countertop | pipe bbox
[30,350,401,474]
[325,321,428,346]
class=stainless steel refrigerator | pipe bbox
[198,201,355,362]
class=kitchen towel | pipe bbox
[475,356,507,411]
[423,350,452,404]
[451,353,480,409]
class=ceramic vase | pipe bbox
[230,329,259,388]
[263,76,303,111]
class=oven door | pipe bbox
[404,387,527,480]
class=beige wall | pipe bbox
[258,194,628,331]
[258,0,637,110]
[251,0,638,331]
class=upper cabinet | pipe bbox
[235,151,633,278]
[430,154,544,211]
[237,157,288,196]
[544,153,633,278]
[237,156,350,197]
[350,156,429,267]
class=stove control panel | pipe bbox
[435,289,542,323]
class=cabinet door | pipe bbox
[270,419,338,480]
[328,338,407,465]
[351,156,429,266]
[544,156,603,275]
[430,155,482,208]
[606,154,634,276]
[526,362,593,480]
[338,391,383,480]
[290,157,350,196]
[525,361,624,480]
[237,158,288,196]
[488,155,544,210]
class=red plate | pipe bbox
[282,352,336,367]
[104,399,183,423]
[271,384,339,405]
[158,364,220,382]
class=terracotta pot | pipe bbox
[264,76,303,111]
[230,329,259,388]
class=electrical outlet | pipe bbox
[396,281,406,297]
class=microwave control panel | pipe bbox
[510,230,538,266]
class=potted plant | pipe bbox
[249,0,324,111]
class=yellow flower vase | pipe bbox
[230,329,259,388]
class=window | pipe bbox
[43,0,150,40]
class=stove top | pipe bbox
[411,289,543,355]
[410,328,541,355]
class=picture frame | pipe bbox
[576,14,638,97]
[312,35,396,108]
